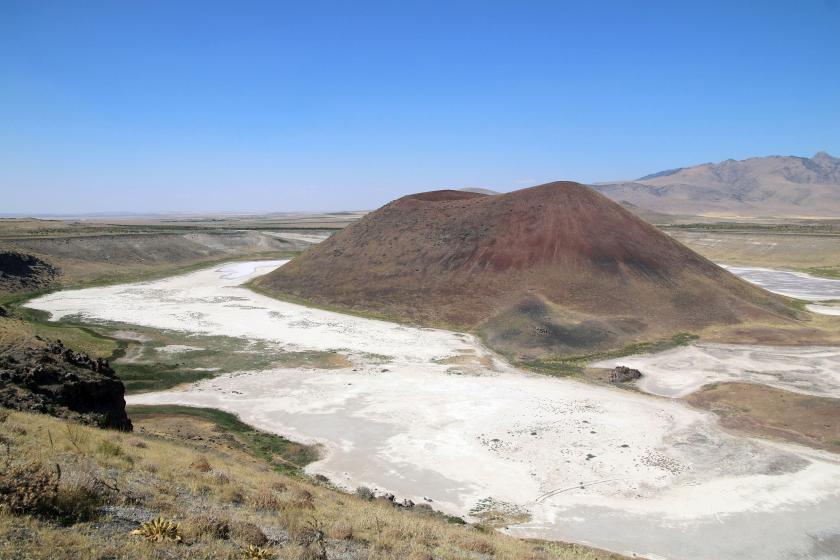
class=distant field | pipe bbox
[666,226,840,278]
[0,215,336,303]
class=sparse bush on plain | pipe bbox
[354,485,374,500]
[65,423,88,452]
[219,485,246,504]
[53,467,106,523]
[0,460,58,516]
[328,520,353,540]
[249,489,281,511]
[129,439,147,449]
[96,439,123,458]
[8,423,27,436]
[289,488,314,509]
[183,514,230,541]
[229,520,268,547]
[295,517,327,560]
[208,469,230,484]
[456,533,495,555]
[190,455,212,472]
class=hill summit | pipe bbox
[256,182,795,357]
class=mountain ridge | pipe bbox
[592,151,840,217]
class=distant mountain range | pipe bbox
[591,151,840,218]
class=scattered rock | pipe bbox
[0,306,8,318]
[610,365,642,383]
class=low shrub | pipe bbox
[96,440,124,458]
[289,488,314,509]
[229,520,268,547]
[456,533,495,555]
[250,489,281,511]
[355,486,375,500]
[53,468,106,523]
[219,485,245,504]
[0,460,59,516]
[328,520,353,540]
[190,455,212,472]
[208,469,230,484]
[183,514,230,541]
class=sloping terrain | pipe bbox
[592,151,840,218]
[256,182,798,358]
[0,225,313,301]
[0,408,624,560]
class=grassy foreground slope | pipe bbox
[0,409,624,560]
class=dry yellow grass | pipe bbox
[0,409,626,560]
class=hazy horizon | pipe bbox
[2,0,839,214]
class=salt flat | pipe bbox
[722,264,840,301]
[592,343,840,399]
[26,261,840,560]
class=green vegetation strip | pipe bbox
[806,266,840,280]
[521,332,698,376]
[116,364,219,394]
[663,222,840,234]
[126,404,319,474]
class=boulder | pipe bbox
[610,365,642,383]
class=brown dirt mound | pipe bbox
[256,182,799,358]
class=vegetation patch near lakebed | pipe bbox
[127,404,319,474]
[521,332,698,377]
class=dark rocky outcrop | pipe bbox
[0,340,132,430]
[0,251,58,294]
[610,366,642,383]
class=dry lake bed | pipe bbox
[25,261,840,560]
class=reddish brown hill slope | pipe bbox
[256,182,797,357]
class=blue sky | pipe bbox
[1,0,839,214]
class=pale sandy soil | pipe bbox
[265,231,333,244]
[155,344,205,353]
[26,261,840,560]
[592,343,840,399]
[808,303,840,316]
[722,264,840,301]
